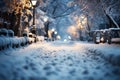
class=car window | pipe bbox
[23,33,27,37]
[8,33,13,37]
[111,30,120,38]
[29,35,32,37]
[0,32,7,36]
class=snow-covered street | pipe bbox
[0,41,120,80]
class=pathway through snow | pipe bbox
[0,41,120,80]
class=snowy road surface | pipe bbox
[0,41,120,80]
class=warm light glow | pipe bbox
[81,18,87,25]
[67,26,77,36]
[51,28,55,32]
[64,39,67,42]
[31,0,37,6]
[100,37,104,42]
[57,35,61,40]
[80,15,85,19]
[54,31,57,35]
[43,17,48,22]
[68,36,71,39]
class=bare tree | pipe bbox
[99,0,120,28]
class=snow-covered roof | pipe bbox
[109,28,120,31]
[0,28,8,33]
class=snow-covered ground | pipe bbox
[0,41,120,80]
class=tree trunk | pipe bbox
[16,13,22,37]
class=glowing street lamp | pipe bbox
[30,0,38,42]
[54,31,57,35]
[30,0,38,26]
[57,35,61,40]
[64,39,67,42]
[31,0,38,6]
[68,36,71,40]
[51,28,55,32]
[43,17,48,22]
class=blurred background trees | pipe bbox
[0,0,120,40]
[0,0,32,36]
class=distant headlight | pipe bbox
[64,39,67,42]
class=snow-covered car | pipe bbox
[7,30,24,48]
[10,36,28,48]
[7,30,14,47]
[93,30,101,44]
[0,37,5,50]
[7,30,21,48]
[92,28,120,44]
[106,28,120,44]
[44,37,48,41]
[10,37,20,48]
[0,28,11,50]
[23,32,35,44]
[44,37,52,42]
[92,30,111,44]
[19,37,27,46]
[0,28,30,50]
[37,36,44,42]
[99,29,107,43]
[29,33,36,43]
[7,29,14,37]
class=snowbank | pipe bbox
[85,43,120,66]
[0,41,120,80]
